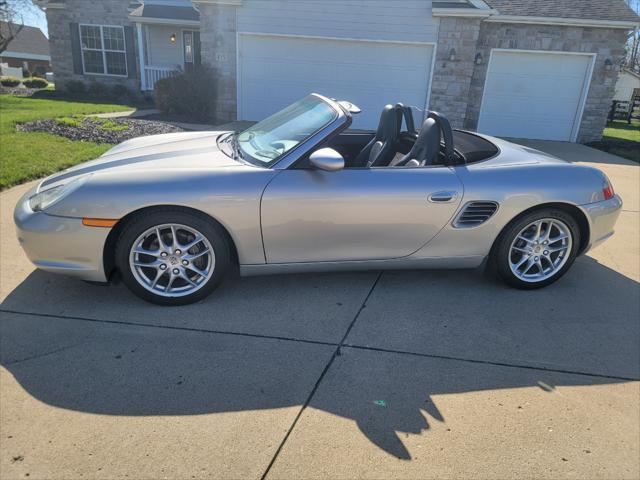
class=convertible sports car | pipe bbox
[15,94,622,305]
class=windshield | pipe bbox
[235,95,338,167]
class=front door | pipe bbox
[183,30,201,72]
[261,167,463,263]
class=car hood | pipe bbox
[39,131,241,190]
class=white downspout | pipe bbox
[136,23,146,91]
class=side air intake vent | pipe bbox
[453,201,499,228]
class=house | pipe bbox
[614,68,640,102]
[0,22,51,75]
[36,0,639,143]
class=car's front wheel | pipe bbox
[494,209,580,289]
[115,209,231,305]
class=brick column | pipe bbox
[198,3,238,123]
[429,17,482,129]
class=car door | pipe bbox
[260,166,463,263]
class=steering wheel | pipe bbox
[254,149,280,160]
[239,131,262,151]
[269,141,287,155]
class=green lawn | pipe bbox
[0,94,135,190]
[596,119,640,162]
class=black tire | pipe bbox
[115,208,231,306]
[493,208,581,290]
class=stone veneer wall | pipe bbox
[46,0,139,94]
[429,17,482,129]
[197,3,237,123]
[182,2,628,141]
[465,23,627,143]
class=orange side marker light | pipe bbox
[82,218,119,228]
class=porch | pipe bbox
[129,2,201,91]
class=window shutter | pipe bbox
[194,31,201,67]
[69,23,83,74]
[124,26,137,79]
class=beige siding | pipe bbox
[145,25,184,68]
[237,0,437,43]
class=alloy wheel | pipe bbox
[129,223,215,297]
[508,218,573,283]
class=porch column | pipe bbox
[136,23,146,91]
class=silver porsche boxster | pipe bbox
[15,94,622,305]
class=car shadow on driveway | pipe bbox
[1,256,638,460]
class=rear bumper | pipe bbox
[14,187,110,282]
[581,194,623,253]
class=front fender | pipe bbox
[45,168,277,265]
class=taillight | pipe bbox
[602,176,614,200]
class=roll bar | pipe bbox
[394,104,457,165]
[426,111,456,165]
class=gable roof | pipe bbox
[129,3,199,22]
[0,22,50,57]
[483,0,640,23]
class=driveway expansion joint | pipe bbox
[4,343,83,367]
[0,308,337,348]
[342,344,640,382]
[1,306,637,383]
[259,270,384,480]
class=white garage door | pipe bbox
[478,50,594,141]
[238,34,434,129]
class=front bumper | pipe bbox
[581,194,623,253]
[14,187,111,282]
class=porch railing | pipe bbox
[142,66,176,91]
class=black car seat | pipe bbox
[395,111,456,167]
[354,105,401,167]
[395,117,440,167]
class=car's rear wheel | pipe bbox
[115,209,230,305]
[494,209,580,289]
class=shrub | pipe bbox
[65,80,87,94]
[56,116,83,127]
[97,119,129,132]
[22,77,49,89]
[154,66,217,121]
[88,81,107,96]
[1,76,22,87]
[33,66,47,77]
[111,83,131,99]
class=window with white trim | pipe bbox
[80,25,127,76]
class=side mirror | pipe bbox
[309,148,345,172]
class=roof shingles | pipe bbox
[484,0,640,23]
[129,4,199,22]
[0,22,50,57]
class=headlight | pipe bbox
[29,176,90,212]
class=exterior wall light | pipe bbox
[475,52,483,65]
[449,48,456,61]
[604,58,613,71]
[170,34,177,43]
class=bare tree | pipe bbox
[626,0,640,72]
[0,0,40,54]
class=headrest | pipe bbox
[375,104,400,141]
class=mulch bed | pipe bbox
[587,140,638,151]
[586,139,639,163]
[17,117,186,144]
[0,86,42,97]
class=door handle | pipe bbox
[428,191,458,203]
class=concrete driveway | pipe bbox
[1,141,638,479]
